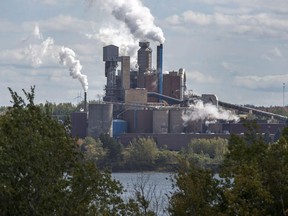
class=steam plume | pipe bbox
[26,37,54,67]
[59,47,88,92]
[23,24,54,67]
[182,100,239,125]
[105,0,165,44]
[87,26,139,68]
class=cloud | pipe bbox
[22,15,94,33]
[221,61,241,75]
[189,70,218,84]
[165,10,288,38]
[31,0,77,5]
[234,74,288,91]
[262,47,283,61]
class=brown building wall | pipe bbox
[144,73,158,102]
[163,72,181,99]
[124,89,147,104]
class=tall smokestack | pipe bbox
[157,44,163,95]
[84,91,87,112]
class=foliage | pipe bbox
[169,159,223,216]
[125,137,158,170]
[169,121,288,215]
[79,137,106,163]
[0,87,137,215]
[99,133,123,163]
[180,138,228,170]
[154,150,179,171]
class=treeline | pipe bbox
[78,135,228,172]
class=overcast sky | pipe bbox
[1,0,288,106]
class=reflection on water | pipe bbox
[112,172,175,216]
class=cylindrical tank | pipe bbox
[71,112,88,139]
[123,109,153,133]
[87,103,113,138]
[169,109,185,133]
[113,119,128,138]
[153,110,169,134]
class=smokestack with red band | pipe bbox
[84,91,87,112]
[157,44,163,96]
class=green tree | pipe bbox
[168,159,223,216]
[181,138,228,170]
[126,137,158,169]
[220,122,288,215]
[0,87,134,215]
[99,133,123,163]
[170,122,288,215]
[80,136,106,163]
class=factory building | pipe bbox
[71,41,288,148]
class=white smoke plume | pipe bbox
[182,100,239,126]
[22,24,54,67]
[104,0,165,44]
[25,37,54,67]
[86,26,139,68]
[23,25,89,92]
[59,47,88,92]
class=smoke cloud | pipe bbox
[24,25,89,92]
[59,47,88,92]
[86,26,139,68]
[23,24,54,67]
[104,0,165,44]
[182,100,239,125]
[25,37,54,67]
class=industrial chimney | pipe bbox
[84,91,87,112]
[157,44,163,95]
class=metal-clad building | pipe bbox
[87,103,113,138]
[153,110,169,133]
[169,109,185,133]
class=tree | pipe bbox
[0,87,135,215]
[169,121,288,215]
[168,159,223,216]
[80,136,106,163]
[99,133,123,163]
[126,137,158,170]
[180,138,228,170]
[220,122,288,215]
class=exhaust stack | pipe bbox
[84,91,87,112]
[157,44,163,96]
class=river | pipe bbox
[112,172,175,216]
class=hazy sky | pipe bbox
[1,0,288,106]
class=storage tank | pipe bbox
[71,112,87,138]
[153,110,169,133]
[123,109,153,133]
[113,119,128,138]
[169,109,185,133]
[87,103,113,138]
